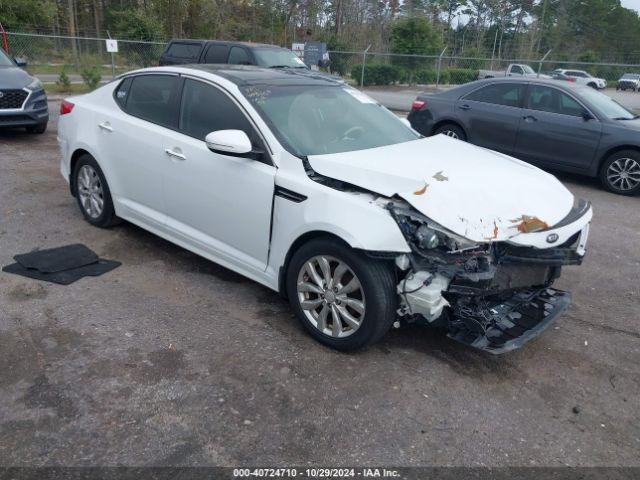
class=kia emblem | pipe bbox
[546,233,559,243]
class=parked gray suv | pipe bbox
[408,78,640,195]
[0,48,48,134]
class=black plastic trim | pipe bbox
[274,185,307,203]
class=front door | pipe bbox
[513,84,602,170]
[162,77,275,273]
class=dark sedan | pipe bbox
[408,78,640,195]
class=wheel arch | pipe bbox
[598,145,640,174]
[69,148,92,196]
[277,231,350,298]
[431,119,466,137]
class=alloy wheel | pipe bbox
[77,164,104,218]
[296,255,366,338]
[443,129,459,139]
[607,158,640,191]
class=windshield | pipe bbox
[580,87,636,120]
[0,48,14,67]
[253,48,307,69]
[522,65,535,74]
[242,85,419,156]
[622,74,640,79]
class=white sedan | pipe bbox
[57,65,592,354]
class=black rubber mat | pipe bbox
[2,259,121,285]
[14,244,99,273]
[2,244,120,285]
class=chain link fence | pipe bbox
[328,50,640,88]
[4,32,166,78]
[4,32,640,90]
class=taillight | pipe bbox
[411,100,426,110]
[60,100,75,115]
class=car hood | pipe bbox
[307,135,574,243]
[0,66,34,89]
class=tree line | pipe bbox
[2,0,640,63]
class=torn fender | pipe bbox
[307,135,574,243]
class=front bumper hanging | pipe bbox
[447,287,571,355]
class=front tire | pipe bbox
[434,123,466,141]
[72,154,118,227]
[600,150,640,195]
[286,237,397,351]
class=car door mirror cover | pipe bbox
[205,129,253,155]
[582,111,595,121]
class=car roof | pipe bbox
[472,76,588,89]
[169,39,286,50]
[161,64,341,87]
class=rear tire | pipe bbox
[26,122,47,134]
[434,123,466,141]
[72,154,119,227]
[286,237,397,351]
[599,150,640,196]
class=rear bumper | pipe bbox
[407,108,434,136]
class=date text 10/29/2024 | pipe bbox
[233,468,400,478]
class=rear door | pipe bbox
[513,84,602,170]
[455,82,526,155]
[159,41,203,65]
[96,74,180,227]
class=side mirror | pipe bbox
[14,57,27,68]
[582,111,595,121]
[205,130,253,155]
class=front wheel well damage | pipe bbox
[278,231,351,298]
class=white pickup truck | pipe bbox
[477,63,548,79]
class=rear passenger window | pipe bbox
[464,83,524,108]
[179,79,257,144]
[114,77,132,108]
[204,45,229,63]
[166,42,202,60]
[228,47,251,65]
[125,75,177,127]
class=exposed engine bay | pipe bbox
[386,200,588,354]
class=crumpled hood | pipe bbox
[0,66,34,89]
[307,135,574,242]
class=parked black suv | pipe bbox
[159,39,342,82]
[0,48,48,133]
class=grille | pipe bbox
[0,90,29,109]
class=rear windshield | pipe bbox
[166,43,202,59]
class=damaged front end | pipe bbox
[387,200,590,355]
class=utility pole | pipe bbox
[67,0,78,66]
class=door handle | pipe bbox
[164,148,186,161]
[523,115,538,122]
[98,121,113,132]
[458,104,471,111]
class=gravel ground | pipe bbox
[0,101,639,467]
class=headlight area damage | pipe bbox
[386,200,590,354]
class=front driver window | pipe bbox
[179,78,260,147]
[527,85,586,117]
[228,47,251,65]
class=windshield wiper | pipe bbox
[269,64,307,69]
[613,115,639,120]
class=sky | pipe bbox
[622,0,640,13]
